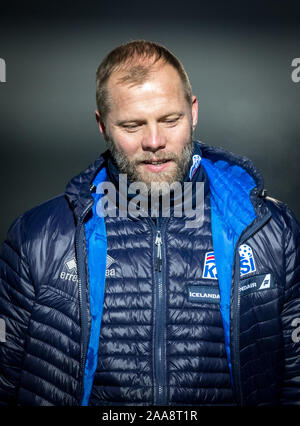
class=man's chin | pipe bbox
[136,162,179,187]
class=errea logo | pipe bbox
[60,255,117,282]
[106,254,116,277]
[66,258,77,271]
[60,258,78,282]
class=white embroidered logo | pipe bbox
[258,273,271,290]
[239,244,256,276]
[65,258,77,272]
[60,258,78,282]
[106,254,116,277]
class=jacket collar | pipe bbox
[105,141,210,218]
[65,140,268,222]
[198,141,270,221]
[198,141,265,192]
[65,151,108,222]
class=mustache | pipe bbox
[134,152,178,164]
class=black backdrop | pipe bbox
[0,0,299,244]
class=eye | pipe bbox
[164,118,179,126]
[122,123,141,132]
[124,124,138,128]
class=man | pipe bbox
[0,40,299,406]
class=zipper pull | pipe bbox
[155,230,162,272]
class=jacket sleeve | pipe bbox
[0,216,36,405]
[280,205,300,405]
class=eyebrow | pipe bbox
[116,119,145,126]
[159,112,184,120]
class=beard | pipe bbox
[106,128,194,195]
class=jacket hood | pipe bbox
[65,150,108,221]
[198,141,265,192]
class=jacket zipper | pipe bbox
[75,199,94,404]
[155,230,163,272]
[150,217,168,405]
[231,210,272,406]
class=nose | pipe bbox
[141,123,166,152]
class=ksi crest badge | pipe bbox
[239,244,256,276]
[202,251,218,279]
[202,244,256,279]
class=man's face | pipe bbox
[96,61,198,190]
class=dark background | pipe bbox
[0,0,299,244]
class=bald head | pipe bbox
[95,40,193,124]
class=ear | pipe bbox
[191,96,198,130]
[95,110,108,139]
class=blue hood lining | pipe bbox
[81,167,108,406]
[201,157,256,383]
[81,155,257,405]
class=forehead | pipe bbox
[106,62,186,113]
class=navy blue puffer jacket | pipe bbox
[0,141,299,406]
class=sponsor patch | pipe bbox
[188,285,220,303]
[239,273,275,295]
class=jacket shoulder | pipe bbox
[23,193,74,232]
[264,196,300,285]
[1,194,77,288]
[265,195,300,232]
[5,194,75,254]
